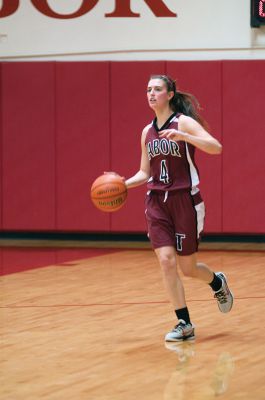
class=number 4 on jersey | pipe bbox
[160,159,169,184]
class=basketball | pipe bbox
[90,173,127,212]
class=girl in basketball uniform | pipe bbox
[125,75,233,341]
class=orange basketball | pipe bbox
[90,173,127,212]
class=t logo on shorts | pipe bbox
[175,233,186,251]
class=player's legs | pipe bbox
[154,245,195,342]
[145,192,196,341]
[177,253,233,313]
[170,192,232,313]
[177,252,214,283]
[154,245,186,310]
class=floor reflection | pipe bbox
[164,342,235,399]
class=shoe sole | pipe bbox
[165,337,195,342]
[165,333,195,342]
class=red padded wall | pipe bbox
[0,60,264,235]
[56,62,110,231]
[2,63,56,230]
[222,60,265,233]
[0,63,2,230]
[110,61,166,232]
[166,61,222,233]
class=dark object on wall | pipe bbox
[251,0,265,27]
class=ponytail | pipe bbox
[150,75,208,130]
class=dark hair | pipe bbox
[150,74,208,129]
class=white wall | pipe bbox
[0,0,265,60]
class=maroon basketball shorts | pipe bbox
[145,189,205,256]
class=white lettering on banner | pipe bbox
[0,0,177,19]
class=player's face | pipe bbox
[147,79,173,110]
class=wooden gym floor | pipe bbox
[0,243,265,399]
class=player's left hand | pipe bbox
[159,129,188,142]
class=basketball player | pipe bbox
[124,75,233,341]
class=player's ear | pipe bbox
[168,91,174,101]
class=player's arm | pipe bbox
[125,126,151,189]
[159,115,222,155]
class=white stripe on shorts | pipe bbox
[195,201,205,238]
